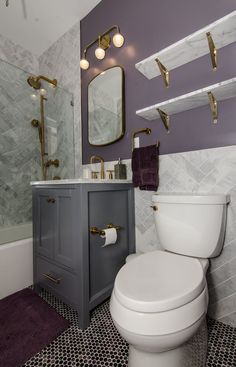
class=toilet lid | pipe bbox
[114,251,205,313]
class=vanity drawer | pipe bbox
[35,256,79,306]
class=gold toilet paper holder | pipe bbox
[89,223,122,236]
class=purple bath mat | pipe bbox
[0,288,70,367]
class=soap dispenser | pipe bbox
[114,158,127,179]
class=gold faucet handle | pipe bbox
[91,171,99,179]
[106,170,114,179]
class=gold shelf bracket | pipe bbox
[206,32,217,70]
[157,108,170,133]
[208,91,218,124]
[155,58,169,88]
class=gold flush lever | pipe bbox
[150,205,158,211]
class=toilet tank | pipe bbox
[152,194,230,258]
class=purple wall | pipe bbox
[81,0,236,163]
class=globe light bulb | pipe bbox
[80,58,89,70]
[95,47,105,60]
[39,88,47,96]
[113,33,125,48]
[30,94,38,101]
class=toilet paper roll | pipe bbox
[134,137,140,148]
[101,228,117,247]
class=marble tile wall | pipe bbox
[0,32,75,229]
[38,20,82,177]
[0,33,38,75]
[0,58,41,228]
[83,145,236,326]
[43,86,75,180]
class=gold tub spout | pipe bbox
[89,155,105,179]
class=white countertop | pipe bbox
[31,178,133,186]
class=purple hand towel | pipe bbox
[132,144,159,191]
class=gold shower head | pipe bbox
[27,75,57,90]
[27,76,41,89]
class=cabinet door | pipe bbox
[34,190,56,259]
[88,189,130,302]
[53,189,77,270]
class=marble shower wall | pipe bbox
[43,86,75,180]
[83,145,236,326]
[0,58,41,227]
[38,20,82,177]
[0,33,39,75]
[0,33,75,229]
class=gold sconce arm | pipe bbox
[208,91,218,124]
[206,32,217,70]
[80,25,124,70]
[155,58,169,88]
[82,25,120,56]
[157,108,170,133]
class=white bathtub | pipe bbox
[0,238,33,299]
[0,222,32,245]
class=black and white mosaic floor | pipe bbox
[23,290,236,367]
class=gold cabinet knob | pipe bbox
[150,205,158,211]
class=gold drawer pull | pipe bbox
[47,197,56,203]
[42,273,61,284]
[150,205,158,211]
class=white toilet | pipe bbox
[110,193,230,367]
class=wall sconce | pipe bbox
[80,25,125,70]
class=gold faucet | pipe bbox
[89,155,105,179]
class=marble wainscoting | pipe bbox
[83,145,236,326]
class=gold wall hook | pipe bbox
[206,32,217,70]
[157,108,170,132]
[155,58,169,88]
[208,91,218,124]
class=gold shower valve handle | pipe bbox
[150,205,158,211]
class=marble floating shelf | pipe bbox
[136,78,236,122]
[135,11,236,80]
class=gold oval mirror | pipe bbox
[88,66,125,146]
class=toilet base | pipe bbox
[128,319,208,367]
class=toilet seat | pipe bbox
[114,251,205,313]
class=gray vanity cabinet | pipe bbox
[32,183,135,329]
[34,188,77,269]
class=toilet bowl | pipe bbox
[110,193,230,367]
[110,251,208,366]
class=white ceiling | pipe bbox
[0,0,101,56]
